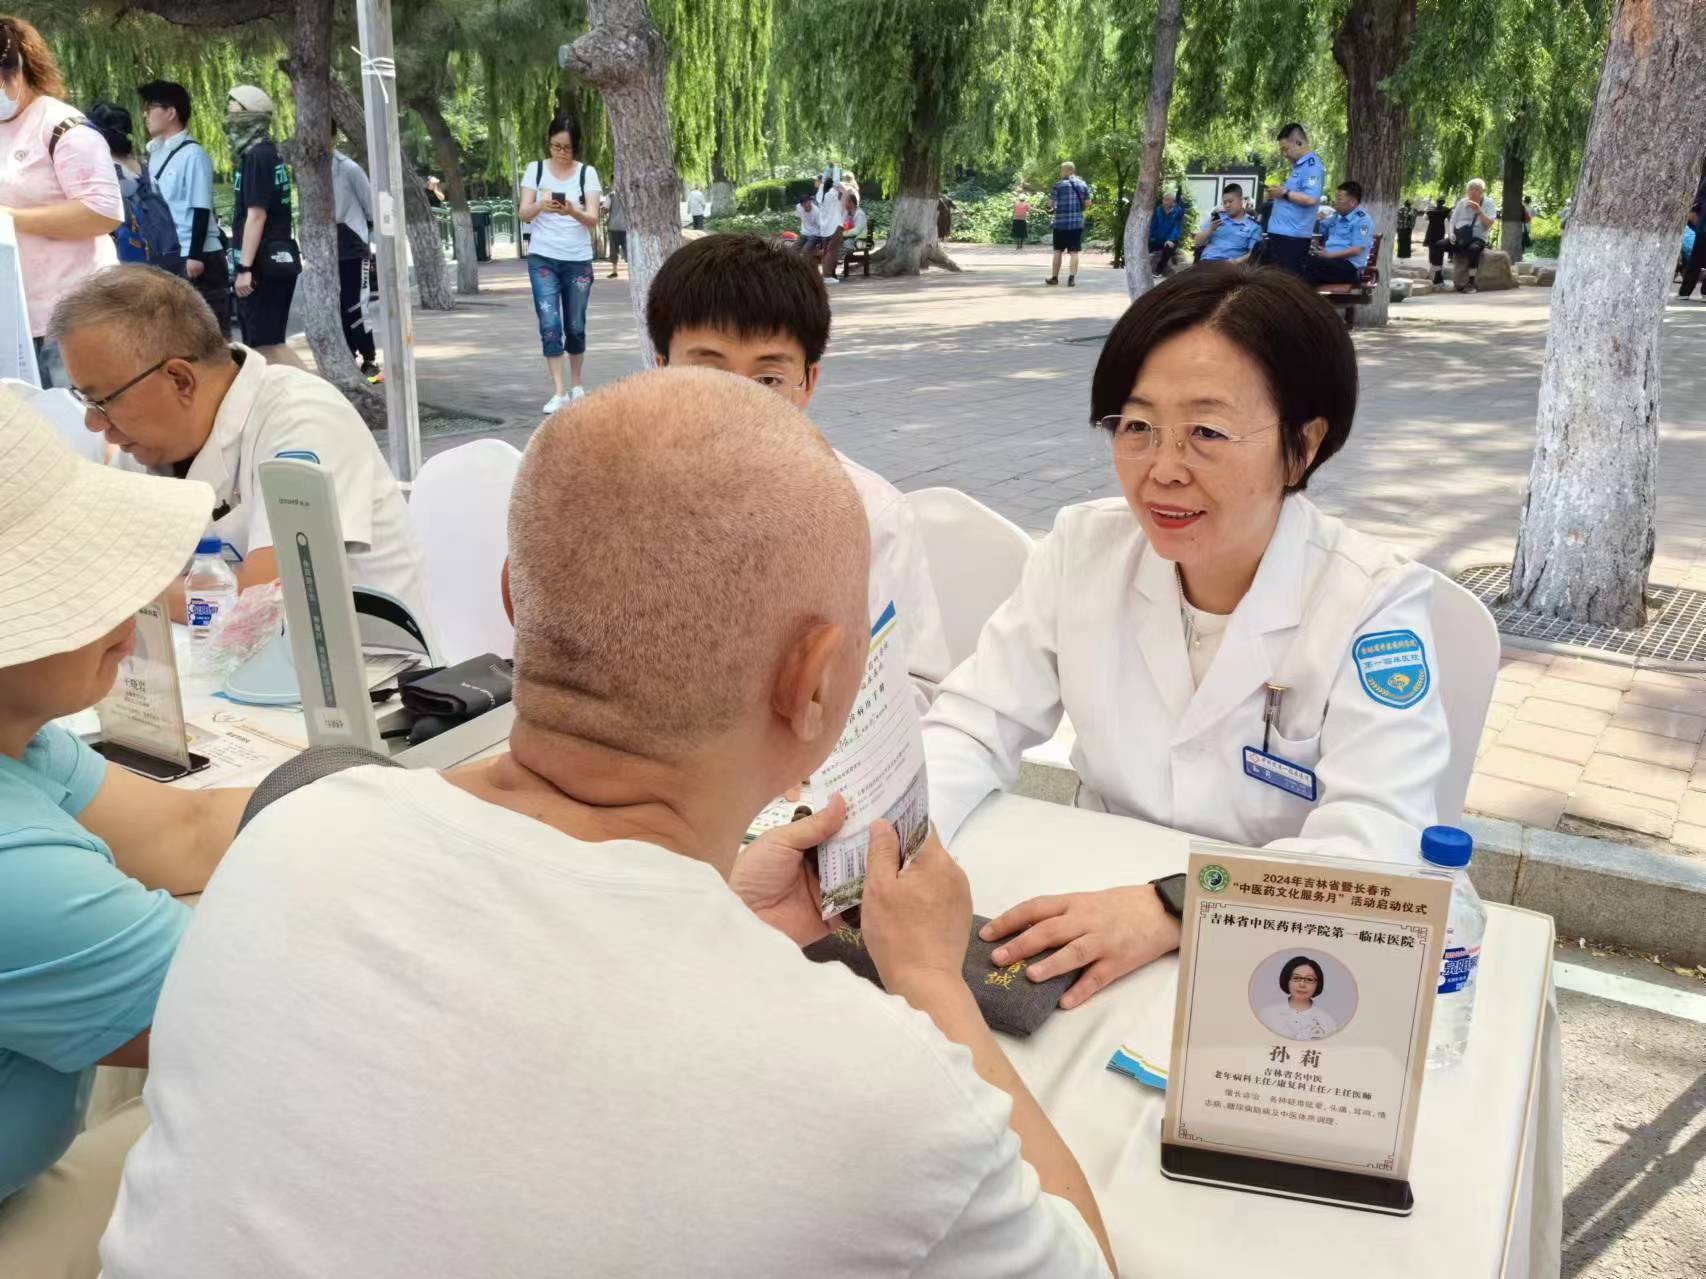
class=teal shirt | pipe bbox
[0,725,190,1201]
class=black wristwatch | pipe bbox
[1150,873,1187,920]
[239,263,254,273]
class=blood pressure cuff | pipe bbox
[802,916,1079,1038]
[398,654,514,721]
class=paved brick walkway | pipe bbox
[406,245,1706,852]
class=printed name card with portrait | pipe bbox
[92,596,208,782]
[1160,846,1451,1214]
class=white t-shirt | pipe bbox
[817,186,847,238]
[687,188,708,216]
[1450,197,1494,239]
[525,159,602,260]
[163,346,430,629]
[838,450,953,700]
[100,768,1110,1278]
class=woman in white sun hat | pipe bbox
[0,383,253,1279]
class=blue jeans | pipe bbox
[527,253,592,357]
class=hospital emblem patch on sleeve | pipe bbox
[1353,629,1430,709]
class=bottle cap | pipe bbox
[195,537,223,555]
[1420,825,1473,868]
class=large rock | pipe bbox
[1389,277,1411,302]
[1457,248,1516,291]
[1535,266,1557,286]
[1409,278,1434,296]
[709,180,736,217]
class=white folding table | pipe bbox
[954,793,1562,1279]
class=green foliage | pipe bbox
[34,0,1611,257]
[1396,0,1607,200]
[705,210,795,236]
[706,198,890,238]
[777,0,1077,194]
[734,176,823,212]
[655,0,774,182]
[1527,213,1561,260]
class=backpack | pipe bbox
[50,117,185,275]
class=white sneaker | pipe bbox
[824,276,839,285]
[570,385,587,401]
[542,393,566,413]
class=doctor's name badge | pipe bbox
[1353,629,1430,709]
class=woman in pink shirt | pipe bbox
[0,17,122,388]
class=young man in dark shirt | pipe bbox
[225,85,302,367]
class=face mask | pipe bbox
[0,89,19,122]
[224,110,270,154]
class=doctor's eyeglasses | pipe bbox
[1096,415,1283,469]
[68,356,192,422]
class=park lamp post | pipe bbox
[355,0,422,485]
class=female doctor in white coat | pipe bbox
[925,262,1450,1009]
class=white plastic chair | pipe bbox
[904,487,1036,672]
[408,439,523,666]
[1428,570,1501,825]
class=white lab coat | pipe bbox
[924,495,1448,861]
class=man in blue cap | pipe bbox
[1261,122,1326,276]
[1305,181,1373,286]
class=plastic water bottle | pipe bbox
[184,537,238,677]
[1422,825,1486,1069]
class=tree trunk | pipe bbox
[1108,166,1132,271]
[414,94,480,295]
[328,73,455,312]
[1123,0,1183,299]
[565,0,683,368]
[709,146,735,215]
[873,133,958,275]
[1501,144,1527,262]
[1508,0,1706,628]
[1332,0,1415,328]
[286,0,384,426]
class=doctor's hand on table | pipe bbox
[982,885,1182,1010]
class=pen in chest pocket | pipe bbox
[1261,682,1287,754]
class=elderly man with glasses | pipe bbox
[48,265,429,628]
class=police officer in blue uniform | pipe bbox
[1305,181,1374,286]
[1193,183,1263,262]
[1261,122,1326,276]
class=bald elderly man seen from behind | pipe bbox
[101,368,1116,1279]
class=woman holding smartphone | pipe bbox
[519,117,603,413]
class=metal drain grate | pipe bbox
[1455,565,1706,667]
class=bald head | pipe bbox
[507,367,869,758]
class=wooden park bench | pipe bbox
[1315,232,1382,326]
[838,232,876,279]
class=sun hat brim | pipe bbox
[0,394,214,669]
